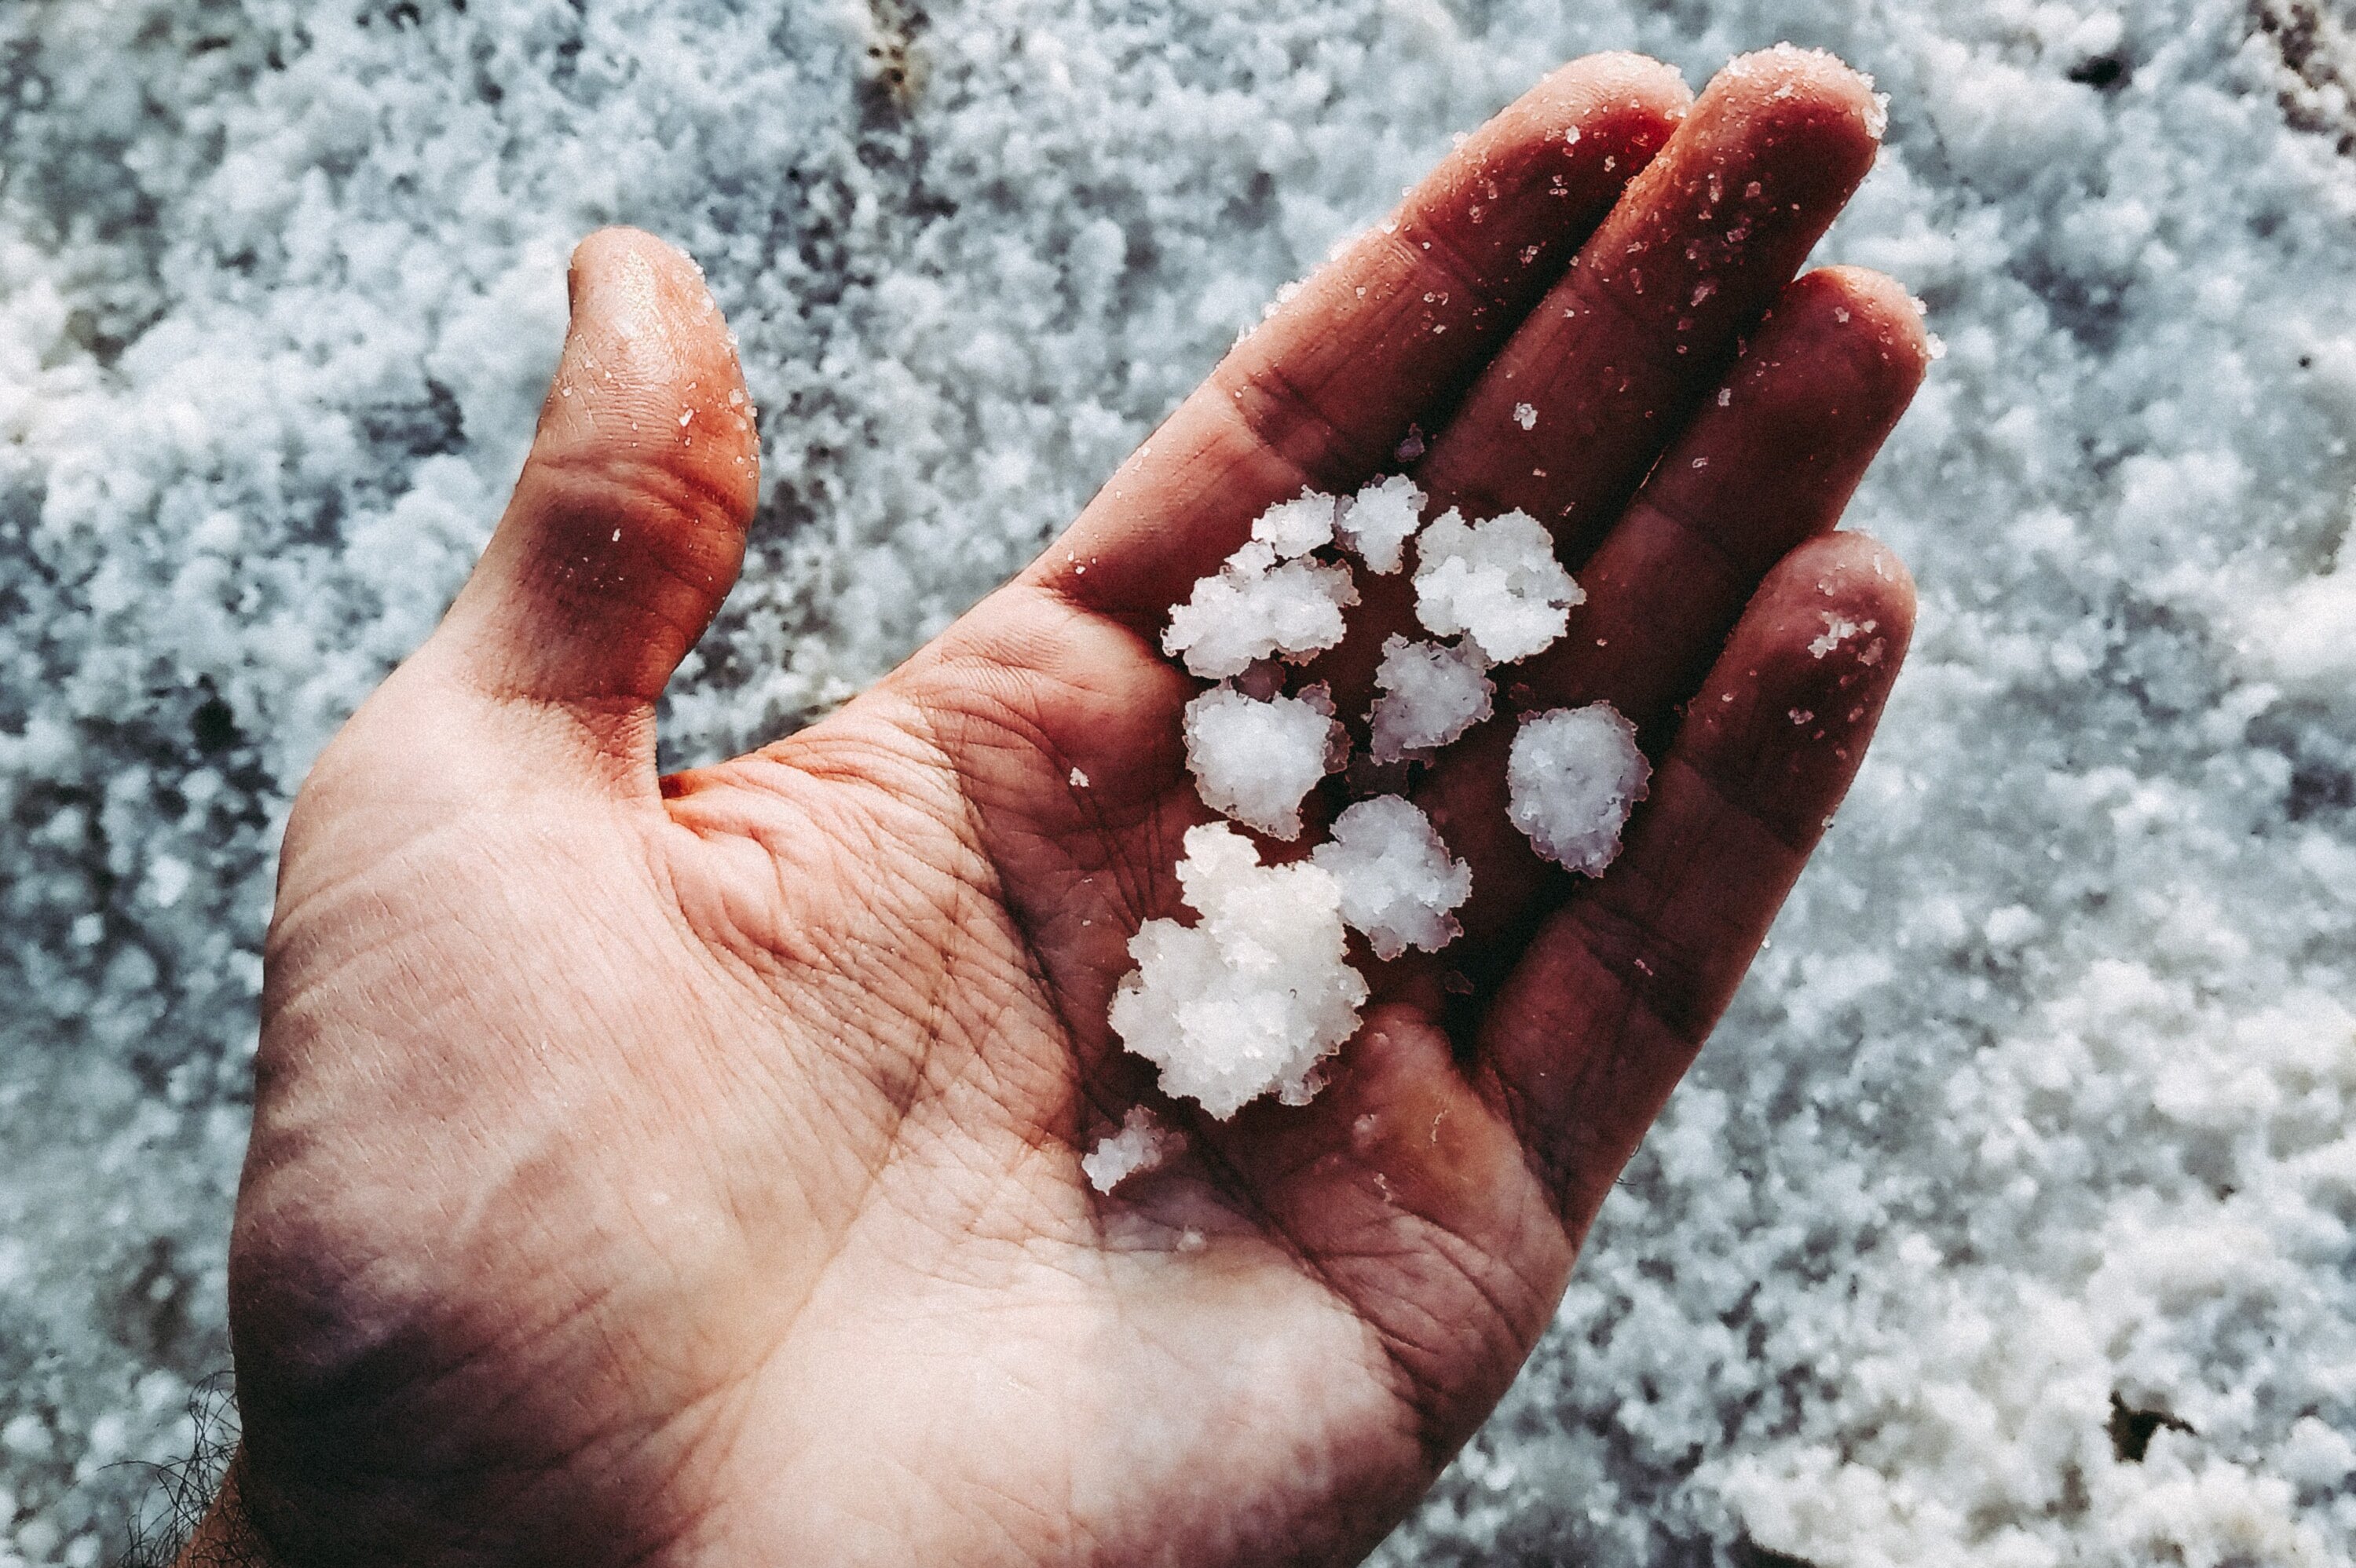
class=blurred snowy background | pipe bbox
[5,0,2356,1561]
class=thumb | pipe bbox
[425,227,759,764]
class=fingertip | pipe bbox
[1529,51,1694,127]
[553,228,761,522]
[1833,528,1919,625]
[1513,52,1690,171]
[1652,46,1884,230]
[1434,54,1692,260]
[1711,42,1890,155]
[564,227,714,356]
[1739,529,1917,704]
[1803,529,1918,645]
[567,225,711,321]
[1686,530,1913,847]
[1607,270,1926,589]
[1676,269,1927,529]
[529,227,760,609]
[1779,266,1933,393]
[565,226,657,309]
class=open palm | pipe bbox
[206,49,1927,1568]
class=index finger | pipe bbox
[1033,53,1692,628]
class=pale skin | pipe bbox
[182,49,1928,1568]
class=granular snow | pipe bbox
[1369,634,1496,762]
[1311,796,1472,960]
[1182,682,1344,840]
[1163,541,1359,678]
[1335,473,1427,574]
[1081,1105,1186,1193]
[1109,823,1367,1119]
[10,2,2356,1563]
[1506,704,1652,875]
[1412,507,1586,663]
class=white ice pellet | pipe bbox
[1109,823,1368,1118]
[1368,634,1494,762]
[1164,543,1359,678]
[1311,796,1472,959]
[1183,683,1343,839]
[1412,507,1584,663]
[1253,491,1340,558]
[1334,473,1425,573]
[1506,703,1652,875]
[1081,1105,1186,1192]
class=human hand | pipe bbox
[203,47,1926,1568]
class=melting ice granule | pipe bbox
[1311,796,1472,960]
[1412,507,1584,663]
[1506,703,1652,875]
[1164,543,1359,678]
[1369,634,1494,762]
[1334,473,1425,573]
[1183,683,1344,840]
[1082,1106,1186,1193]
[1110,822,1368,1119]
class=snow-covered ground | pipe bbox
[5,0,2356,1561]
